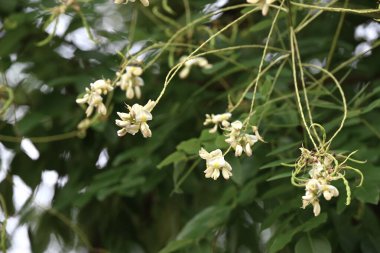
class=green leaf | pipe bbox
[269,214,327,253]
[214,134,229,149]
[17,112,48,134]
[237,179,258,205]
[261,199,299,230]
[260,158,295,170]
[177,138,201,155]
[199,129,215,142]
[354,182,380,204]
[295,236,332,253]
[266,171,292,181]
[177,206,231,240]
[96,176,146,200]
[157,151,187,169]
[266,142,301,156]
[159,239,194,253]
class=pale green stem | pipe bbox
[290,2,380,15]
[0,85,14,116]
[294,0,338,33]
[257,60,287,127]
[325,0,348,71]
[245,0,285,128]
[289,29,318,150]
[153,7,260,108]
[172,160,200,195]
[302,63,347,149]
[291,29,321,145]
[0,194,7,253]
[144,3,255,70]
[0,131,78,143]
[229,54,289,112]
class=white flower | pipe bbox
[309,162,324,179]
[199,148,232,180]
[91,79,113,95]
[312,200,321,216]
[179,56,213,79]
[115,100,155,138]
[225,121,262,157]
[301,178,339,216]
[203,112,231,133]
[247,0,276,16]
[116,66,144,100]
[321,184,339,201]
[76,79,113,117]
[114,0,149,6]
[305,178,320,192]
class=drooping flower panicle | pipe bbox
[293,148,346,216]
[115,100,155,138]
[199,148,232,180]
[76,79,113,117]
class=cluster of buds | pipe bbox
[116,66,144,100]
[115,100,155,138]
[114,0,149,6]
[225,121,264,157]
[179,56,212,79]
[246,0,277,16]
[199,148,233,180]
[76,79,113,117]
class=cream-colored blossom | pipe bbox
[321,184,339,201]
[114,0,149,6]
[247,0,276,16]
[225,121,263,157]
[301,177,339,216]
[302,179,321,216]
[76,79,113,117]
[115,100,155,138]
[116,66,144,99]
[179,56,212,79]
[199,148,232,180]
[203,112,231,133]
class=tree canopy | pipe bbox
[1,0,380,252]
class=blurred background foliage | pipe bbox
[0,0,380,252]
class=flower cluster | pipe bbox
[114,0,149,7]
[115,100,155,138]
[291,144,364,217]
[247,0,276,16]
[225,121,263,157]
[116,66,144,100]
[76,79,113,117]
[199,112,264,180]
[301,159,339,216]
[179,56,212,79]
[203,113,263,157]
[204,112,231,133]
[199,148,233,180]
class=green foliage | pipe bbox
[0,0,380,252]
